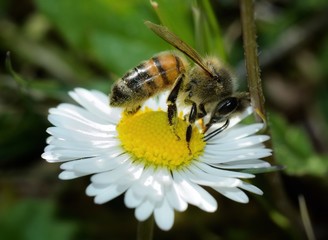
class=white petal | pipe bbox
[154,168,173,187]
[214,159,271,169]
[193,162,255,179]
[68,154,130,173]
[58,170,88,179]
[44,144,122,163]
[48,112,115,134]
[44,148,96,161]
[91,89,111,105]
[44,149,96,161]
[46,126,116,141]
[200,149,272,164]
[89,164,130,184]
[47,116,117,138]
[145,91,169,110]
[91,161,142,184]
[135,200,155,221]
[173,172,201,207]
[206,135,270,151]
[46,136,54,144]
[51,103,108,125]
[69,88,122,124]
[165,183,188,212]
[94,184,129,204]
[200,148,271,163]
[143,95,161,110]
[203,146,269,156]
[227,106,253,128]
[124,187,144,208]
[173,171,217,212]
[133,167,165,203]
[47,138,119,151]
[154,199,174,231]
[186,164,242,187]
[213,186,249,203]
[86,183,103,196]
[239,182,263,195]
[206,123,264,143]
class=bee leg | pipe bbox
[125,105,141,115]
[186,102,197,155]
[198,118,205,131]
[198,103,207,118]
[197,103,207,131]
[167,74,184,140]
[167,104,180,140]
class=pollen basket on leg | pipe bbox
[116,110,205,170]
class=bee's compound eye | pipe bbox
[217,97,238,115]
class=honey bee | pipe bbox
[110,21,250,147]
[110,51,187,113]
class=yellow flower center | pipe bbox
[116,109,205,170]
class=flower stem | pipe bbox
[239,1,305,238]
[137,216,154,240]
[240,0,266,124]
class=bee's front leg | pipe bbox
[167,74,184,140]
[185,102,198,155]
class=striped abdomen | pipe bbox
[110,52,185,110]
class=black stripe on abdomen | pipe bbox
[152,56,169,85]
[124,63,152,91]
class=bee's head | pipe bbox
[208,92,250,126]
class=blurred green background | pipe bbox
[1,0,328,239]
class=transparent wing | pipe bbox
[145,21,214,77]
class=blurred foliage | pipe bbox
[271,112,328,176]
[34,0,161,75]
[0,199,77,240]
[1,0,328,239]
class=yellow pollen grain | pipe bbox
[116,110,205,170]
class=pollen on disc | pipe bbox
[116,110,205,170]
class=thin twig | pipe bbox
[299,195,316,240]
[137,216,154,240]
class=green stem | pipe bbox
[240,0,266,123]
[137,216,154,240]
[299,195,316,240]
[239,0,305,238]
[5,51,28,89]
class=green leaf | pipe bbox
[151,0,226,58]
[194,0,226,59]
[35,0,225,76]
[149,0,194,45]
[34,0,166,75]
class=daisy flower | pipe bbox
[42,88,272,231]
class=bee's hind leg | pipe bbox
[125,105,141,115]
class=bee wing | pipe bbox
[145,21,214,77]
